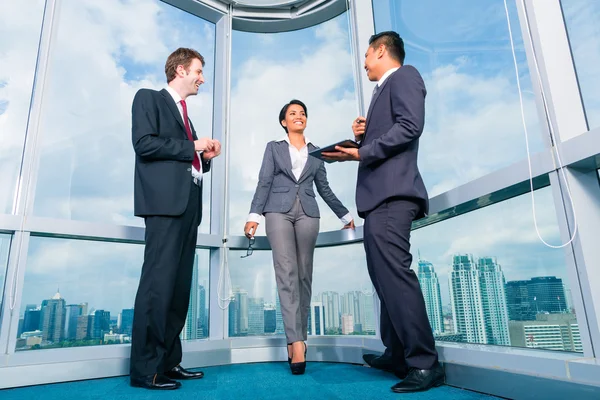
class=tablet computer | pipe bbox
[308,139,359,163]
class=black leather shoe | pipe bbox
[391,363,445,393]
[165,365,204,380]
[363,353,394,372]
[130,374,181,390]
[363,353,408,379]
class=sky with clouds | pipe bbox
[1,0,598,345]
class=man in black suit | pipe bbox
[322,31,444,393]
[129,48,221,390]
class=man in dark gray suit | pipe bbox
[129,48,221,390]
[322,31,444,393]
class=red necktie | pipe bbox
[180,99,201,171]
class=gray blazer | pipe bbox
[249,140,349,219]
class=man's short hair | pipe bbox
[165,48,205,83]
[368,31,405,64]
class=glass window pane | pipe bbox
[0,234,11,331]
[31,0,215,233]
[229,243,375,337]
[0,1,45,214]
[16,238,209,351]
[411,187,581,353]
[229,13,360,235]
[561,0,600,131]
[372,0,544,196]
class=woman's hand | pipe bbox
[244,222,258,238]
[342,220,355,230]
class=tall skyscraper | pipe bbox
[264,304,276,334]
[360,293,376,334]
[248,297,265,335]
[120,308,134,337]
[64,303,88,340]
[341,314,354,335]
[309,300,325,336]
[478,257,510,346]
[228,288,248,336]
[505,280,535,321]
[199,285,207,337]
[417,256,444,334]
[450,255,487,344]
[321,291,340,333]
[22,305,41,334]
[275,288,284,334]
[528,277,567,314]
[183,255,199,340]
[41,291,66,343]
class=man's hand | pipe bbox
[194,138,215,152]
[342,220,355,230]
[203,139,221,160]
[353,116,366,142]
[244,221,258,238]
[321,146,361,162]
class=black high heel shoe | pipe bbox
[287,343,292,364]
[290,342,307,375]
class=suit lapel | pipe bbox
[160,89,186,136]
[365,70,396,134]
[298,143,316,183]
[276,141,297,182]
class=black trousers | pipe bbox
[364,198,438,370]
[130,182,201,378]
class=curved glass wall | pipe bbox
[0,234,11,333]
[228,12,361,235]
[16,238,209,351]
[1,0,600,392]
[0,0,45,214]
[373,0,544,197]
[30,0,215,232]
[561,0,600,131]
[412,187,580,352]
[230,243,374,337]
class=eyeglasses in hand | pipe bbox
[240,237,255,258]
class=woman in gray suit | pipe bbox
[244,99,355,375]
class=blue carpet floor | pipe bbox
[0,362,497,399]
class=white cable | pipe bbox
[217,3,235,310]
[503,0,577,249]
[345,0,374,296]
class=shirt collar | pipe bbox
[377,67,400,87]
[278,136,312,146]
[165,86,183,104]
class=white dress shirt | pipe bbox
[377,67,399,88]
[247,136,353,225]
[164,86,202,180]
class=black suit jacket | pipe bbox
[131,88,211,219]
[356,65,428,219]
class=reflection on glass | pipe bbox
[31,0,215,232]
[411,187,581,353]
[561,0,600,131]
[0,234,12,331]
[229,13,360,235]
[0,1,45,214]
[372,0,544,196]
[16,238,209,351]
[229,244,375,337]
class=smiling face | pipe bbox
[281,104,307,134]
[178,57,204,98]
[364,45,382,82]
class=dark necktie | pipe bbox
[180,99,201,171]
[371,84,380,101]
